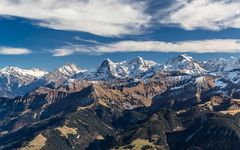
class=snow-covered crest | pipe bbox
[204,57,240,72]
[165,54,206,75]
[0,66,48,78]
[94,56,158,79]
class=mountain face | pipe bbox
[44,64,87,82]
[3,55,240,149]
[1,54,240,98]
[0,66,48,98]
[0,64,86,98]
[78,57,159,81]
[165,54,206,75]
[204,57,240,72]
[43,64,87,88]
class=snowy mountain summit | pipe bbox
[93,57,158,80]
[0,66,48,78]
[165,54,206,75]
[44,64,87,82]
[204,57,240,72]
[2,54,240,98]
[0,66,48,97]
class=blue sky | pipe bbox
[1,0,240,71]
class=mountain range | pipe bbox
[1,54,240,98]
[1,54,240,149]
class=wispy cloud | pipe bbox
[0,47,31,55]
[1,0,239,36]
[96,39,240,53]
[52,48,74,57]
[51,39,240,56]
[74,36,102,45]
[0,0,150,36]
[160,0,240,31]
[52,45,95,56]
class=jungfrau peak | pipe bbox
[165,54,206,75]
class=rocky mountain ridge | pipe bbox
[1,54,240,149]
[2,54,240,98]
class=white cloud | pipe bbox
[51,39,240,56]
[52,45,95,56]
[74,36,102,44]
[0,47,31,55]
[0,0,150,36]
[52,48,74,57]
[1,0,240,35]
[160,0,240,30]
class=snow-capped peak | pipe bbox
[165,54,206,75]
[44,64,87,82]
[57,64,87,76]
[130,56,144,64]
[128,56,157,72]
[168,54,193,64]
[0,66,49,98]
[92,57,158,80]
[0,66,48,78]
[179,54,193,62]
[103,58,113,63]
[204,57,240,72]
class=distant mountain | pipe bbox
[165,54,206,75]
[0,66,47,78]
[0,64,86,98]
[1,55,240,98]
[204,57,240,72]
[43,64,87,88]
[3,55,240,149]
[96,57,157,79]
[0,66,48,97]
[76,57,159,81]
[219,69,240,85]
[44,64,87,82]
